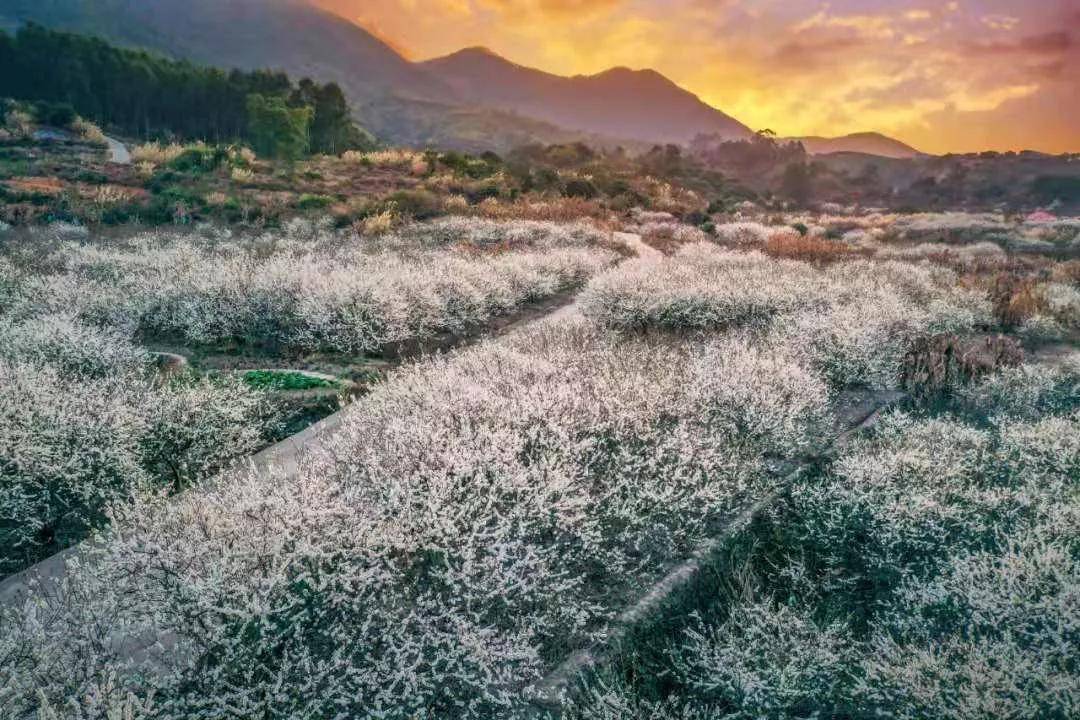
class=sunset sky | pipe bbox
[314,0,1080,154]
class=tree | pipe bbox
[246,93,312,160]
[290,79,372,155]
[0,25,373,155]
[781,162,813,205]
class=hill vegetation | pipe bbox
[0,23,372,157]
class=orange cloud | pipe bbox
[314,0,1080,153]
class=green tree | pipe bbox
[290,79,372,155]
[246,93,312,160]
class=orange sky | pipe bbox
[314,0,1080,154]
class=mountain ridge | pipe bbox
[420,47,752,144]
[0,0,915,156]
[786,132,925,159]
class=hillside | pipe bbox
[422,47,752,145]
[788,132,924,159]
[0,0,451,104]
[0,1,753,149]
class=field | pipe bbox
[2,204,1077,719]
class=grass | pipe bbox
[242,369,340,391]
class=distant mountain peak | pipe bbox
[787,132,925,159]
[422,50,751,144]
[455,45,500,57]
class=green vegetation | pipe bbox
[0,23,371,155]
[242,370,340,391]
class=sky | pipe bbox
[313,0,1080,154]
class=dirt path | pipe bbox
[0,232,651,613]
[104,135,131,164]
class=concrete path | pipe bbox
[104,135,131,164]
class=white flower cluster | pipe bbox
[890,212,1012,244]
[37,220,618,353]
[0,312,276,575]
[583,244,990,388]
[581,245,824,333]
[0,317,833,718]
[569,358,1080,719]
[712,222,773,247]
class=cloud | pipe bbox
[313,0,1080,153]
[966,31,1073,56]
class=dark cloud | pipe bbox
[966,31,1073,56]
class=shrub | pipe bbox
[859,531,1080,720]
[386,188,441,219]
[950,354,1080,421]
[70,118,107,146]
[242,370,339,391]
[564,178,599,200]
[1040,282,1080,327]
[139,376,277,493]
[40,221,618,353]
[764,230,856,263]
[582,244,822,333]
[713,222,771,246]
[672,601,856,718]
[0,361,147,574]
[296,193,333,210]
[0,314,150,379]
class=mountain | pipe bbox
[787,132,925,159]
[0,0,451,103]
[0,0,751,149]
[421,47,752,145]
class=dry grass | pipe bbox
[230,167,254,184]
[1051,260,1080,286]
[469,197,608,223]
[358,209,397,236]
[4,177,65,196]
[902,332,1024,399]
[130,142,192,166]
[77,184,146,205]
[343,149,427,174]
[765,230,859,264]
[989,274,1049,327]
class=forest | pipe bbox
[0,23,371,156]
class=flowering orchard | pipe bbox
[1,215,1077,719]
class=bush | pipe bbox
[765,231,856,263]
[0,361,148,574]
[36,220,618,354]
[672,602,856,718]
[242,369,338,391]
[167,145,228,173]
[582,244,822,333]
[296,193,333,210]
[564,178,599,200]
[0,314,150,379]
[33,101,76,128]
[139,376,277,493]
[0,311,279,574]
[386,188,441,219]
